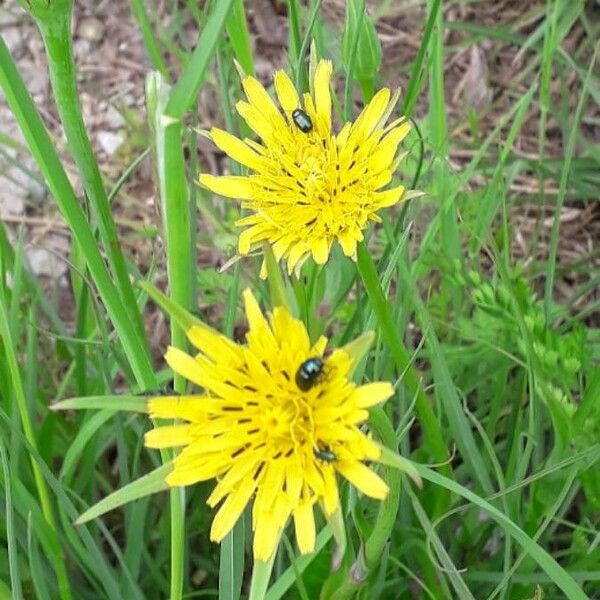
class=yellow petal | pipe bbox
[198,174,254,200]
[207,448,265,507]
[243,288,270,335]
[166,454,229,486]
[336,461,389,500]
[338,228,358,258]
[253,494,290,561]
[165,346,207,388]
[311,237,330,264]
[373,186,405,208]
[287,242,309,274]
[144,424,195,449]
[313,60,332,135]
[210,476,257,542]
[274,70,300,114]
[210,128,266,171]
[293,500,316,554]
[147,396,210,420]
[236,100,276,142]
[186,325,242,365]
[349,88,390,144]
[351,382,394,408]
[321,466,340,515]
[242,76,285,128]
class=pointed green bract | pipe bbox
[51,395,150,413]
[76,463,173,525]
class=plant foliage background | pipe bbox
[0,0,598,599]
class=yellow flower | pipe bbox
[198,60,411,275]
[145,289,394,561]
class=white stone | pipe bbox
[97,131,124,156]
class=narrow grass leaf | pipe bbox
[413,464,588,600]
[76,463,172,525]
[51,395,150,413]
[0,439,22,600]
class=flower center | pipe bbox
[261,389,316,454]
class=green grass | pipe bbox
[1,0,599,599]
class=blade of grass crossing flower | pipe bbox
[412,464,588,600]
[138,280,209,333]
[226,0,255,76]
[75,463,172,525]
[0,439,23,600]
[219,517,245,600]
[31,4,150,361]
[264,530,331,600]
[249,555,276,600]
[0,296,72,600]
[0,36,156,389]
[51,395,150,412]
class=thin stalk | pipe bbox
[33,3,151,363]
[0,36,157,388]
[356,242,449,476]
[0,298,72,600]
[324,407,402,600]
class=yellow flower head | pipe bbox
[145,289,394,561]
[199,60,411,275]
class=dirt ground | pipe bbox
[0,0,598,330]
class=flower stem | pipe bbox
[320,408,400,600]
[355,242,450,479]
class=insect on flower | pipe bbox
[198,59,415,276]
[295,356,324,391]
[314,445,337,462]
[291,108,313,133]
[141,289,396,561]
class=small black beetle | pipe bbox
[314,446,337,462]
[292,108,313,133]
[295,357,323,391]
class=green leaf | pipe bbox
[342,0,382,82]
[413,464,589,600]
[137,280,210,333]
[51,395,150,413]
[377,446,422,488]
[249,555,276,600]
[76,463,172,525]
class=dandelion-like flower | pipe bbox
[146,289,394,561]
[199,60,411,274]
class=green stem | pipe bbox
[0,34,156,388]
[0,298,72,600]
[323,408,401,600]
[355,242,450,478]
[34,2,151,366]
